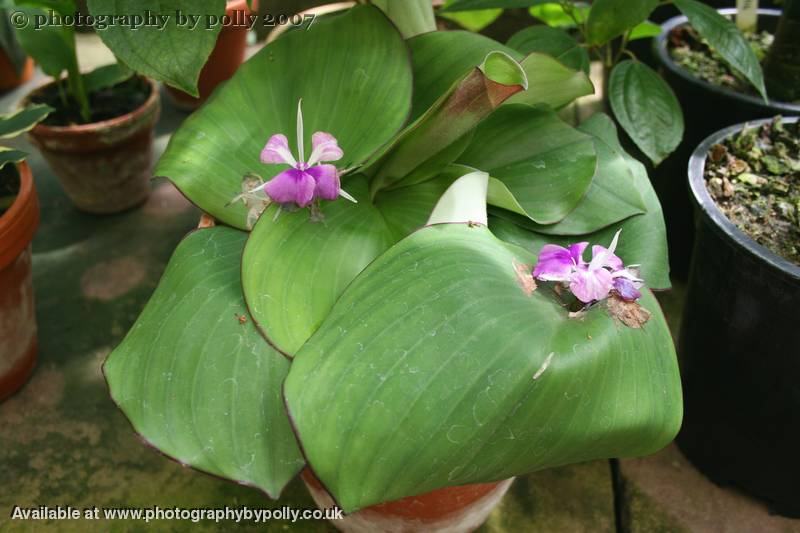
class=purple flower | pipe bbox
[532,230,643,304]
[252,101,356,208]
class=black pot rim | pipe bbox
[654,8,800,114]
[688,116,800,281]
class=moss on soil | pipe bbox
[704,117,799,265]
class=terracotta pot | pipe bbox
[0,51,34,92]
[26,76,160,214]
[0,162,39,401]
[167,0,258,110]
[301,469,514,533]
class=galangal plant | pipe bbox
[104,3,682,512]
[444,0,770,166]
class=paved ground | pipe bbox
[0,36,798,533]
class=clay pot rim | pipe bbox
[653,8,800,114]
[22,75,159,137]
[0,161,38,270]
[688,116,800,281]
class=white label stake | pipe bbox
[736,0,758,32]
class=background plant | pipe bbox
[104,2,682,513]
[443,0,769,166]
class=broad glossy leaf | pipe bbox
[426,170,489,225]
[507,53,594,109]
[14,6,75,77]
[629,21,661,40]
[0,7,28,76]
[155,6,412,229]
[442,0,551,10]
[439,0,502,32]
[490,113,671,289]
[674,0,767,100]
[371,51,526,191]
[83,63,133,94]
[457,104,596,224]
[104,227,304,498]
[374,167,467,240]
[241,178,395,357]
[507,25,590,73]
[0,104,52,139]
[372,0,436,37]
[285,223,682,512]
[500,113,647,236]
[609,61,684,166]
[408,31,591,122]
[586,0,658,45]
[87,0,225,96]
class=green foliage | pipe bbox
[673,0,767,100]
[586,0,658,45]
[507,25,590,73]
[0,103,51,168]
[609,61,684,166]
[0,6,28,76]
[87,0,225,96]
[107,3,680,515]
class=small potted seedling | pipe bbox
[0,102,50,401]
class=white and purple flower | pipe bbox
[252,100,355,208]
[532,230,643,304]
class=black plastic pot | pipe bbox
[651,8,800,279]
[677,117,800,517]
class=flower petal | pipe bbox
[264,168,316,208]
[569,266,613,303]
[261,134,297,166]
[306,164,340,201]
[568,242,589,266]
[307,132,344,166]
[533,244,576,282]
[589,229,623,271]
[613,277,642,301]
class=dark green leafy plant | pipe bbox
[0,103,50,167]
[444,0,769,166]
[0,2,28,77]
[104,3,681,514]
[764,0,800,102]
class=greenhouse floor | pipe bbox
[1,37,799,533]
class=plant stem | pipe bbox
[371,0,436,38]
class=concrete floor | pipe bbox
[0,36,798,533]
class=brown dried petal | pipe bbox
[607,295,651,328]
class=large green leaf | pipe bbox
[586,0,659,45]
[673,0,767,100]
[241,178,395,357]
[457,104,596,224]
[13,6,75,78]
[372,0,436,37]
[155,6,412,229]
[87,0,225,96]
[489,113,671,289]
[284,223,682,513]
[500,113,647,236]
[408,31,591,122]
[529,3,590,28]
[0,146,29,169]
[104,227,304,498]
[0,104,52,139]
[507,25,590,74]
[608,60,684,166]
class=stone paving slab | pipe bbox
[619,444,800,533]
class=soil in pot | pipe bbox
[702,116,799,265]
[29,75,150,126]
[0,164,20,216]
[25,75,160,214]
